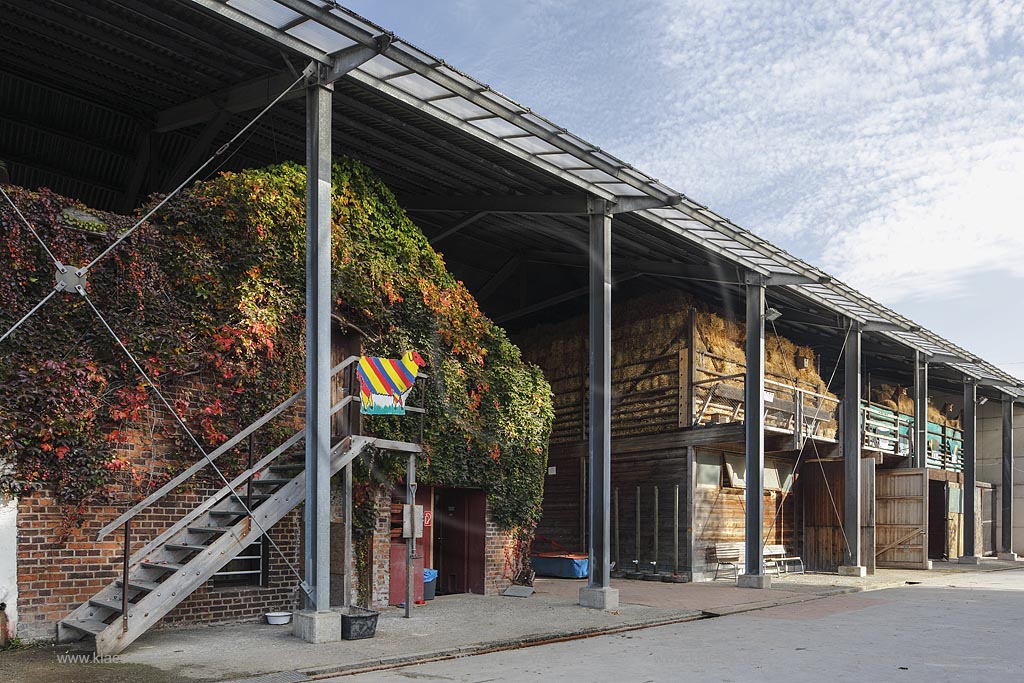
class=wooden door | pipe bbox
[875,468,929,569]
[434,488,486,595]
[330,323,361,440]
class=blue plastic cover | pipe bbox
[423,568,438,583]
[530,555,588,579]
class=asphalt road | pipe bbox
[335,568,1024,682]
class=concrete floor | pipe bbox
[335,566,1024,683]
[3,557,1020,683]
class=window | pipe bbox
[212,536,268,589]
[696,451,723,486]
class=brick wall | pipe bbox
[483,502,517,596]
[15,491,302,641]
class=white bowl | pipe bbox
[266,611,292,625]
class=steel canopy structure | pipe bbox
[1,0,1021,609]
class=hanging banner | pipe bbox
[357,351,425,415]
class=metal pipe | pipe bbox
[842,324,863,569]
[405,453,417,618]
[963,380,977,558]
[1002,399,1014,554]
[586,204,613,590]
[634,485,641,574]
[651,486,659,575]
[613,488,620,571]
[743,278,766,576]
[674,484,680,576]
[303,66,334,612]
[122,519,130,633]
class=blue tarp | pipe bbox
[531,555,588,579]
[423,568,438,583]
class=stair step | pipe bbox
[209,509,247,518]
[166,543,208,553]
[62,619,108,636]
[188,526,232,535]
[252,478,291,487]
[142,561,183,573]
[270,463,304,473]
[115,578,160,592]
[88,598,125,613]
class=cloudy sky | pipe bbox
[345,0,1024,378]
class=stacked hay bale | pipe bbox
[870,383,961,429]
[516,290,839,440]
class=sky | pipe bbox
[343,0,1024,379]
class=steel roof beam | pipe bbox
[270,0,679,204]
[402,194,591,215]
[189,0,331,64]
[157,41,386,132]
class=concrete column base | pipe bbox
[838,565,867,577]
[579,586,619,610]
[997,552,1019,561]
[736,573,771,589]
[292,610,341,644]
[959,555,982,565]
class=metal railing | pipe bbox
[95,355,365,632]
[691,369,840,442]
[860,400,913,457]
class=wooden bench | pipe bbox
[764,544,804,575]
[710,542,804,579]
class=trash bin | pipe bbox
[423,568,438,600]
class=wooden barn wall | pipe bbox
[535,437,692,573]
[535,442,586,553]
[800,460,846,572]
[611,446,690,574]
[692,454,796,575]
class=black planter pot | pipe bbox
[340,607,379,640]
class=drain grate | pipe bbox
[220,671,309,683]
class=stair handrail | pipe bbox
[96,355,361,541]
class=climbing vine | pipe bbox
[0,159,553,533]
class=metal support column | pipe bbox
[961,379,978,561]
[303,67,333,613]
[840,324,865,575]
[579,199,618,610]
[914,351,928,468]
[739,276,767,587]
[1000,399,1016,558]
[342,464,353,607]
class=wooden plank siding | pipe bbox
[799,460,846,572]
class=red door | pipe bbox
[434,488,486,594]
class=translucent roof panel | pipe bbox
[388,72,453,101]
[287,18,357,52]
[228,0,301,28]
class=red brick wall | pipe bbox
[483,505,517,596]
[15,492,302,642]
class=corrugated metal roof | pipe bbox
[0,0,1018,397]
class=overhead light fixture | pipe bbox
[765,307,782,322]
[978,396,989,405]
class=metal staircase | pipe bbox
[56,355,423,655]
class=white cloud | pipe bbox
[605,0,1024,303]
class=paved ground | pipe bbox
[3,558,1020,683]
[335,568,1024,682]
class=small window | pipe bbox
[696,451,722,486]
[724,454,746,488]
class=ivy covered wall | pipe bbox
[0,159,553,533]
